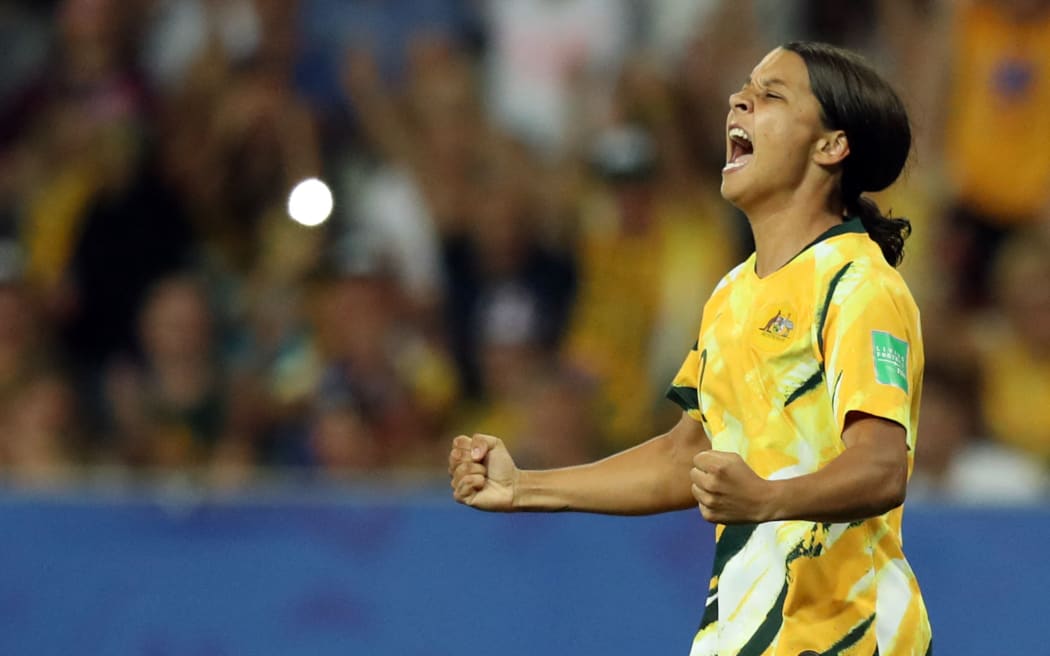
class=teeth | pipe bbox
[729,127,751,143]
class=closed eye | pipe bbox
[765,92,782,100]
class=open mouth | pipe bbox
[724,126,753,172]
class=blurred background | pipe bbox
[0,0,1048,654]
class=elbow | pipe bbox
[880,485,906,515]
[873,461,909,515]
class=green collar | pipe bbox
[751,217,865,277]
[803,216,865,251]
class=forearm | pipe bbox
[514,417,708,515]
[766,441,907,523]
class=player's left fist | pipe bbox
[690,450,774,524]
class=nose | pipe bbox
[728,89,752,113]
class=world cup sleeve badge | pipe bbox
[871,330,909,392]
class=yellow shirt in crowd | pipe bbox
[946,0,1050,222]
[978,325,1050,464]
[565,188,735,451]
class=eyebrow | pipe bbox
[747,76,789,90]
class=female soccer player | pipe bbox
[448,41,932,656]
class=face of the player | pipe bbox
[720,48,830,210]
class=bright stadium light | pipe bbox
[287,177,334,227]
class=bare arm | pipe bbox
[517,412,711,514]
[768,413,909,522]
[341,49,414,166]
[690,412,909,524]
[449,412,710,515]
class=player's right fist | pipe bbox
[448,433,518,511]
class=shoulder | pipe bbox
[815,237,921,347]
[821,234,916,305]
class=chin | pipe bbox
[720,165,767,212]
[719,176,745,207]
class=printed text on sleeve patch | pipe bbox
[872,330,908,393]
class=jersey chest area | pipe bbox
[696,275,828,450]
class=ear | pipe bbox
[813,130,849,166]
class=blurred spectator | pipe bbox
[973,231,1050,466]
[0,0,148,148]
[516,369,600,470]
[859,3,954,309]
[183,58,319,268]
[344,163,444,308]
[296,0,479,120]
[442,136,577,400]
[0,264,78,485]
[1,0,156,298]
[874,0,951,150]
[941,0,1050,307]
[340,37,480,305]
[274,247,457,474]
[637,0,719,70]
[674,2,766,175]
[1,370,79,486]
[481,0,632,158]
[449,244,597,469]
[227,209,324,417]
[451,270,562,453]
[104,274,261,472]
[602,55,750,385]
[562,122,737,452]
[155,0,320,275]
[456,358,600,471]
[306,391,382,475]
[142,0,262,93]
[909,361,1048,504]
[59,142,195,388]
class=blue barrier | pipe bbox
[1,486,1046,655]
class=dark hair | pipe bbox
[783,41,912,266]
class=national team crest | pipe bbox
[759,310,795,340]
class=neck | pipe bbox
[745,192,844,278]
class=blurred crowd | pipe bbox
[0,0,1047,502]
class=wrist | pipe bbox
[763,478,790,522]
[511,469,528,511]
[513,469,568,512]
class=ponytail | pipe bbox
[844,194,911,267]
[783,42,914,268]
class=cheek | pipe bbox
[758,117,813,167]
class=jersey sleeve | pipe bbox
[666,340,704,422]
[820,264,923,445]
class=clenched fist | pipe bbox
[448,433,519,511]
[690,450,776,524]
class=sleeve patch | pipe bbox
[872,330,909,392]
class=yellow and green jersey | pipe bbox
[668,218,932,656]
